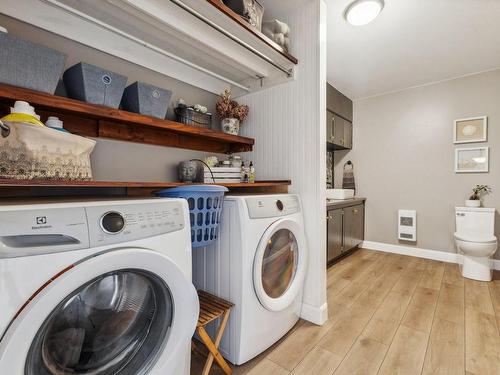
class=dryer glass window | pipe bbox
[25,270,172,375]
[261,229,299,298]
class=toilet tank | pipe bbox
[455,207,496,238]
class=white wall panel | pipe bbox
[239,0,327,324]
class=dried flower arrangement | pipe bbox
[216,89,249,122]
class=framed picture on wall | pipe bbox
[455,146,489,173]
[453,116,487,143]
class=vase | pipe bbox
[465,199,481,208]
[221,118,240,135]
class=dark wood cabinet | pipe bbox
[326,83,353,150]
[343,204,364,251]
[343,120,353,149]
[327,84,353,122]
[327,208,343,263]
[326,201,365,265]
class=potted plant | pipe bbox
[466,184,491,207]
[216,89,249,135]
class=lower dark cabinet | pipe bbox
[326,202,365,264]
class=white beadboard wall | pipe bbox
[239,0,327,324]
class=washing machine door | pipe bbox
[0,248,198,375]
[253,218,308,312]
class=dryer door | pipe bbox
[0,248,198,375]
[253,219,308,312]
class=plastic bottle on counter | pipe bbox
[1,101,45,128]
[45,116,69,132]
[249,161,255,183]
[241,161,246,181]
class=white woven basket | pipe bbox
[0,122,95,180]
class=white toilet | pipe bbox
[454,207,497,281]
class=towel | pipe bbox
[342,161,356,192]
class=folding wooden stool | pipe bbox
[195,290,234,375]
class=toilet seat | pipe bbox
[454,232,497,244]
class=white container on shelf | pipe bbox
[326,189,355,200]
[204,167,242,183]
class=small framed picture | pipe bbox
[453,116,487,144]
[455,146,489,173]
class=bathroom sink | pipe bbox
[326,189,355,200]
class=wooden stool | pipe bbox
[195,290,234,375]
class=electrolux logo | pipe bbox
[32,216,51,230]
[36,216,47,225]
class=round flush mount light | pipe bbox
[344,0,384,26]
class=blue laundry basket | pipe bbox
[156,185,228,248]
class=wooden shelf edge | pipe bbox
[0,84,254,153]
[206,0,298,65]
[0,179,291,188]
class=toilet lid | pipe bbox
[454,232,497,243]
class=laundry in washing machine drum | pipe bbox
[24,270,173,375]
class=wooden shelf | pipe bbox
[0,84,254,154]
[206,0,298,65]
[0,179,291,197]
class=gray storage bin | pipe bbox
[63,63,127,108]
[121,82,172,119]
[0,31,66,94]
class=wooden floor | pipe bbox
[191,249,500,375]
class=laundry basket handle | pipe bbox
[0,120,10,138]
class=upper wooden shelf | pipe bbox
[0,84,254,154]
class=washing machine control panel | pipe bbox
[86,201,185,247]
[246,195,300,219]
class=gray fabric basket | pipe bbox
[121,82,172,119]
[0,32,66,94]
[63,63,127,108]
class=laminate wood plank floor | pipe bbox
[191,249,500,374]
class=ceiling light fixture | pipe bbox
[344,0,384,26]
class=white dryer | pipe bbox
[0,198,199,375]
[193,194,308,365]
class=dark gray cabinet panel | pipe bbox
[327,110,335,144]
[326,202,365,265]
[343,120,352,149]
[327,84,353,122]
[333,114,344,147]
[343,204,365,251]
[327,208,343,263]
[326,83,353,150]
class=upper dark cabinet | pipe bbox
[327,84,353,122]
[327,83,353,150]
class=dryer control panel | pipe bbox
[86,201,185,247]
[246,195,300,219]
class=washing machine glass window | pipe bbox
[261,229,298,298]
[24,269,173,375]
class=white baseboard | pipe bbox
[300,301,328,325]
[361,240,500,271]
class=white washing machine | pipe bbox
[0,198,199,375]
[193,194,308,365]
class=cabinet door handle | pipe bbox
[326,215,333,220]
[331,117,335,139]
[353,209,359,214]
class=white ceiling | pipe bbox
[327,0,500,99]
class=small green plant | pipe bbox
[469,185,492,200]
